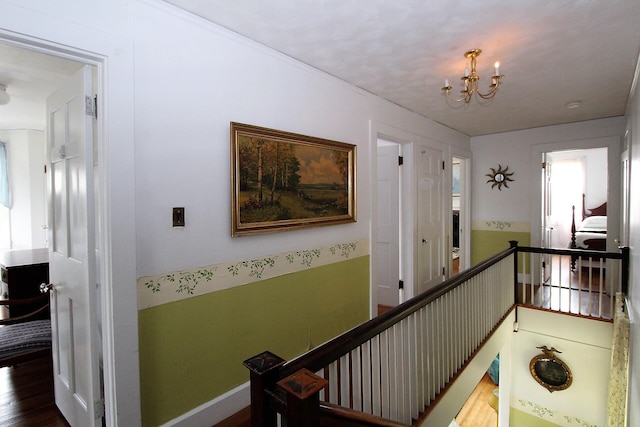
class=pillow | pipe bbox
[579,216,607,232]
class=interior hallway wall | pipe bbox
[470,117,625,265]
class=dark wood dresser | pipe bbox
[0,248,50,318]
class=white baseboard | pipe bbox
[160,382,250,427]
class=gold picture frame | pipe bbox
[529,346,573,392]
[231,122,356,237]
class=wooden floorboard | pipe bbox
[455,373,498,427]
[0,356,69,427]
[212,406,251,427]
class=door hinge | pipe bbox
[94,398,105,418]
[399,280,404,289]
[442,267,446,276]
[542,161,546,169]
[85,95,97,119]
[398,156,403,166]
[442,161,446,170]
[43,164,47,174]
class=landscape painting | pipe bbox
[231,122,356,236]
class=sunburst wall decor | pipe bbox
[486,164,514,190]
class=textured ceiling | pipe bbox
[0,43,83,130]
[1,1,639,136]
[164,0,640,136]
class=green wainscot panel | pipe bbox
[471,230,530,267]
[510,408,563,427]
[138,255,369,426]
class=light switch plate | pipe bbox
[173,207,185,227]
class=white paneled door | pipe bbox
[46,65,102,427]
[416,144,444,295]
[376,144,400,306]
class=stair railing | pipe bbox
[244,246,517,427]
[511,241,629,319]
[243,242,629,427]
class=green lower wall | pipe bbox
[471,230,530,266]
[510,408,561,427]
[138,255,369,426]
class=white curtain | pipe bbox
[549,157,584,247]
[607,293,630,426]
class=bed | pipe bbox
[569,193,607,270]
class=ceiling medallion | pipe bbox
[529,346,573,393]
[441,49,504,106]
[486,164,514,190]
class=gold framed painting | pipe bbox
[231,122,356,237]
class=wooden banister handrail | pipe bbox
[515,244,623,260]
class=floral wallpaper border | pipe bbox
[512,397,599,427]
[137,239,368,310]
[472,220,530,232]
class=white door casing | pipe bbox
[416,144,445,295]
[46,65,102,426]
[542,154,552,284]
[621,135,630,246]
[376,143,400,306]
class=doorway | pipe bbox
[451,156,470,276]
[376,139,402,308]
[542,148,608,250]
[0,40,103,426]
[1,11,141,424]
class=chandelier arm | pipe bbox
[475,88,499,100]
[475,75,503,99]
[442,87,471,104]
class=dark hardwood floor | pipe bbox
[0,356,69,426]
[212,406,250,427]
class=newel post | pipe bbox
[243,351,286,427]
[277,369,328,427]
[509,240,519,305]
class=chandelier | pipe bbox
[441,49,504,105]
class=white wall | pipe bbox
[1,1,470,425]
[471,117,625,245]
[132,1,469,277]
[0,129,46,249]
[513,308,613,426]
